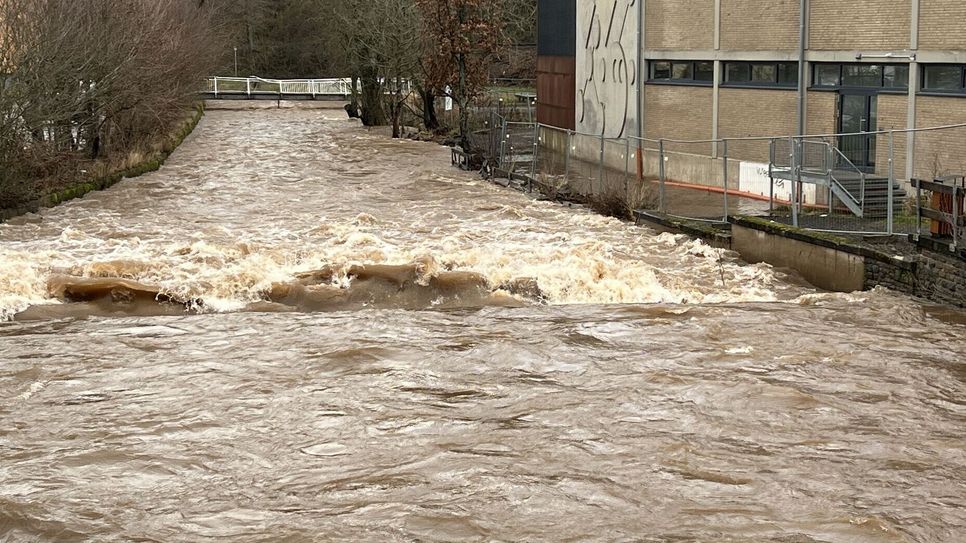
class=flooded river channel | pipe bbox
[0,105,964,542]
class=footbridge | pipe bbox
[202,77,352,101]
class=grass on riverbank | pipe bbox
[0,104,206,222]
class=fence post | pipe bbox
[954,185,960,251]
[659,139,667,214]
[790,136,799,228]
[827,143,834,214]
[624,136,631,209]
[722,139,730,222]
[768,139,775,214]
[499,118,508,172]
[887,130,895,235]
[598,133,605,198]
[916,177,922,240]
[565,129,572,182]
[246,78,251,99]
[213,77,219,98]
[531,122,539,183]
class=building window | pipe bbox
[883,65,909,88]
[812,63,909,90]
[815,64,840,87]
[778,63,799,85]
[694,61,714,82]
[922,65,966,93]
[725,63,751,83]
[843,64,882,87]
[723,62,798,88]
[649,60,714,85]
[671,61,692,80]
[651,61,671,80]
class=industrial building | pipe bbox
[537,0,966,185]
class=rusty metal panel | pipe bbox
[537,56,576,129]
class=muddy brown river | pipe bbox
[1,104,964,542]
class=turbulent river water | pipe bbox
[0,104,964,542]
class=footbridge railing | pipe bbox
[204,77,352,99]
[203,77,414,100]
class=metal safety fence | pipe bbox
[480,117,966,237]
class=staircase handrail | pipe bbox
[829,145,867,212]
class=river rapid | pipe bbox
[0,104,964,542]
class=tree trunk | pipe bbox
[391,79,402,139]
[420,87,440,132]
[345,76,360,118]
[359,67,386,127]
[457,51,469,152]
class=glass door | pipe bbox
[838,92,877,171]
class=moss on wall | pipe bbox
[1,104,205,222]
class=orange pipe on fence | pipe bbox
[636,146,644,180]
[658,179,828,211]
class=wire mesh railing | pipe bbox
[475,118,966,237]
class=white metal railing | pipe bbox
[205,77,352,98]
[204,77,412,98]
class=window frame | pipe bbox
[811,63,910,92]
[920,64,966,95]
[647,60,714,87]
[721,61,799,89]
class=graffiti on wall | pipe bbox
[577,0,637,138]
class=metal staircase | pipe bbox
[769,139,905,219]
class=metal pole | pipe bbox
[625,136,631,207]
[501,118,509,171]
[769,139,775,214]
[722,139,730,222]
[213,77,218,98]
[565,129,572,182]
[953,185,959,250]
[531,122,539,181]
[790,137,799,228]
[659,139,667,214]
[827,144,834,214]
[888,130,895,235]
[234,47,238,77]
[796,0,807,138]
[916,177,922,239]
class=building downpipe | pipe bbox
[636,0,644,179]
[796,0,807,137]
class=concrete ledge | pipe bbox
[916,235,966,262]
[633,210,733,249]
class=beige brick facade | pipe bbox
[718,88,798,162]
[913,96,966,179]
[600,0,966,190]
[643,86,713,142]
[808,0,911,51]
[806,91,837,136]
[645,0,714,50]
[874,94,908,179]
[918,1,966,51]
[720,0,799,51]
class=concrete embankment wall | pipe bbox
[732,223,867,293]
[728,217,966,308]
[539,127,809,206]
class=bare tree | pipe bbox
[0,0,224,209]
[416,0,504,150]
